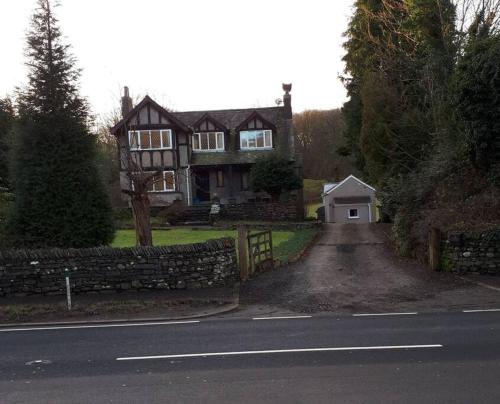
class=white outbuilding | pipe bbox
[322,175,376,223]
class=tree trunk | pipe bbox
[130,193,153,246]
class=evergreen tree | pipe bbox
[0,98,15,190]
[7,0,114,248]
[451,21,500,178]
[250,154,302,201]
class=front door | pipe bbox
[195,170,210,203]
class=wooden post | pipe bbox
[268,229,274,267]
[237,225,249,281]
[428,227,441,271]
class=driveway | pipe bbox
[239,223,500,315]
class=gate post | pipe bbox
[428,227,441,271]
[237,225,249,281]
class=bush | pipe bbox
[250,153,302,201]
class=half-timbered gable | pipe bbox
[235,111,277,151]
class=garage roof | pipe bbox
[323,175,375,195]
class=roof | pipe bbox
[172,106,283,131]
[191,150,274,166]
[323,183,338,194]
[110,95,190,134]
[334,196,372,204]
[323,175,376,196]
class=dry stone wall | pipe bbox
[220,200,303,221]
[0,238,237,297]
[442,230,500,274]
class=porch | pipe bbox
[189,164,270,206]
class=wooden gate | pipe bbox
[247,229,274,274]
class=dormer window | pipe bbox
[192,132,224,152]
[129,129,172,150]
[240,130,272,150]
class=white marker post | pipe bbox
[65,268,72,311]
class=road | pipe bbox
[2,310,500,403]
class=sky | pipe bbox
[1,0,354,116]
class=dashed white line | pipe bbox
[463,309,500,313]
[116,344,443,361]
[252,315,312,321]
[353,312,418,317]
[0,320,200,332]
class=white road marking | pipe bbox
[252,315,312,320]
[463,309,500,313]
[0,320,200,332]
[353,312,418,317]
[116,344,443,361]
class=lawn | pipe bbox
[112,228,318,263]
[303,178,325,219]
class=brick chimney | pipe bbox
[282,83,292,119]
[280,83,293,158]
[121,86,133,118]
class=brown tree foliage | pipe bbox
[293,109,354,181]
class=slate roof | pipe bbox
[191,150,274,166]
[172,107,283,130]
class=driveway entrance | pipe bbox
[240,224,500,315]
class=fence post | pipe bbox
[268,228,274,266]
[64,268,72,311]
[237,225,249,281]
[428,227,441,271]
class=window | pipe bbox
[241,171,249,190]
[240,130,272,149]
[128,129,172,150]
[147,171,175,192]
[348,208,359,219]
[192,132,224,151]
[216,170,224,187]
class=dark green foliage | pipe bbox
[250,153,302,200]
[0,98,15,190]
[451,29,500,179]
[341,0,500,255]
[6,0,114,248]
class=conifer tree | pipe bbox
[7,0,114,248]
[0,98,15,190]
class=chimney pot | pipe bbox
[282,83,292,119]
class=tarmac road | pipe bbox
[1,310,500,403]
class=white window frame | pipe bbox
[348,208,359,219]
[240,129,273,150]
[192,131,225,152]
[148,170,176,193]
[128,129,173,151]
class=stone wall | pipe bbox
[220,200,303,222]
[442,230,500,274]
[0,238,237,297]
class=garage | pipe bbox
[322,175,376,224]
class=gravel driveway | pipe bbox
[239,223,500,315]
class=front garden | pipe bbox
[112,227,319,264]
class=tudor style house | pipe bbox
[111,84,301,209]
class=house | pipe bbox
[322,175,376,223]
[110,84,302,214]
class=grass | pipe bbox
[112,228,318,263]
[303,178,326,202]
[305,202,322,219]
[303,179,326,219]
